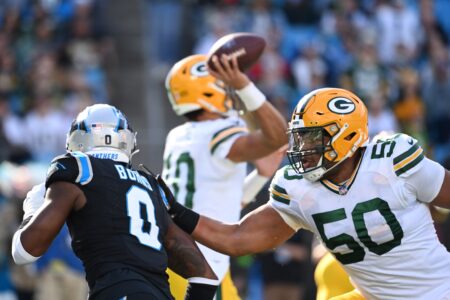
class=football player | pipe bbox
[11,104,219,300]
[160,88,450,299]
[163,54,287,299]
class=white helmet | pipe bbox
[66,104,137,163]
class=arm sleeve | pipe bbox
[267,169,304,231]
[390,134,445,203]
[11,229,40,264]
[404,157,445,203]
[209,124,248,159]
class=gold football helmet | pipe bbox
[287,88,368,181]
[165,54,231,116]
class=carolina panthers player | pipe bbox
[160,88,450,300]
[11,104,219,300]
[163,54,287,299]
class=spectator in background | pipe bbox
[246,0,285,42]
[35,225,87,300]
[259,231,313,300]
[291,41,327,97]
[0,189,17,300]
[66,10,108,101]
[393,68,428,148]
[193,8,233,55]
[374,0,422,65]
[340,41,388,102]
[0,93,29,163]
[22,93,70,164]
[422,33,450,163]
[367,92,398,139]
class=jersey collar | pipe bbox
[320,152,364,195]
[86,149,130,164]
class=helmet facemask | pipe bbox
[287,126,334,182]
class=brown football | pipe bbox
[207,32,266,72]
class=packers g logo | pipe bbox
[191,62,208,77]
[327,97,355,114]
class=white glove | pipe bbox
[23,183,46,220]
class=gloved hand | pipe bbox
[23,183,46,221]
[155,175,200,234]
[155,174,176,211]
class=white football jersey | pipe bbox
[269,133,450,299]
[162,117,248,280]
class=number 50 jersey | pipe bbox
[45,152,170,294]
[269,133,450,299]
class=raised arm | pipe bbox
[208,55,288,162]
[12,182,82,263]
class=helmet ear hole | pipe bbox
[344,132,356,141]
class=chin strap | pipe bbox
[303,126,365,182]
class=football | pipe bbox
[207,32,266,72]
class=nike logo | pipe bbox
[407,138,414,145]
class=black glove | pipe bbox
[184,282,217,300]
[156,174,200,235]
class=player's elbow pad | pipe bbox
[11,230,40,264]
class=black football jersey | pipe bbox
[45,152,170,291]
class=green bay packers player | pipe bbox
[163,54,287,299]
[160,88,450,299]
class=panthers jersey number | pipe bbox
[312,198,404,264]
[126,185,162,250]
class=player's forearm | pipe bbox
[252,102,288,149]
[235,82,287,149]
[165,221,217,280]
[192,217,252,257]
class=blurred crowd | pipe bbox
[0,0,111,299]
[1,0,450,299]
[186,0,450,165]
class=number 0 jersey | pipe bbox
[269,133,450,299]
[45,152,171,297]
[162,117,247,280]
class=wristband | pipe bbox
[241,170,270,206]
[235,82,266,111]
[169,201,200,234]
[11,229,40,265]
[188,277,220,285]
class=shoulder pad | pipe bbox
[391,134,424,177]
[45,152,93,188]
[209,124,248,155]
[373,133,424,177]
